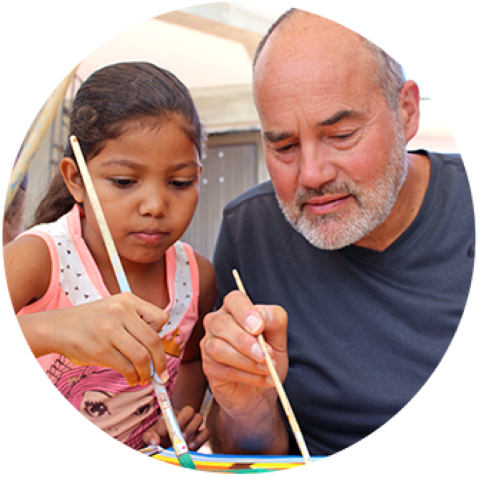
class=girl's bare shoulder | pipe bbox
[4,235,52,311]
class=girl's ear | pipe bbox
[60,157,84,203]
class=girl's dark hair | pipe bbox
[33,62,203,226]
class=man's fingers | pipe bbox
[203,356,274,389]
[222,291,266,335]
[258,305,288,353]
[203,334,273,375]
[205,311,273,361]
[201,297,279,385]
[201,295,286,391]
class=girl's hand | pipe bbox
[143,406,210,451]
[7,228,169,387]
[60,292,169,386]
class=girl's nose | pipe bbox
[138,191,167,218]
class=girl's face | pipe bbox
[80,118,201,268]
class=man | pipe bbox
[200,9,474,456]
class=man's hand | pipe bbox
[200,291,289,454]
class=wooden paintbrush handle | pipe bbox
[232,269,312,464]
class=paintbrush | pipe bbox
[69,135,196,470]
[232,269,312,465]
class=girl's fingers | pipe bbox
[175,406,196,428]
[187,428,210,451]
[143,416,172,448]
[63,293,169,386]
[130,294,170,333]
[142,426,159,446]
[144,406,210,452]
[111,294,168,384]
[174,407,210,451]
[123,323,167,384]
[109,327,155,385]
[181,412,204,439]
[128,296,170,383]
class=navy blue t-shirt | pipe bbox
[212,150,475,455]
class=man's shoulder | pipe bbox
[413,149,470,197]
[415,149,465,172]
[438,151,463,165]
[430,150,473,197]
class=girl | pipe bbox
[4,62,216,451]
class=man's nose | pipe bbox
[298,143,338,190]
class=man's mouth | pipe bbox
[303,194,352,215]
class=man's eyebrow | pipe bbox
[318,109,364,126]
[263,110,364,143]
[263,131,293,143]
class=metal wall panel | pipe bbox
[182,142,257,260]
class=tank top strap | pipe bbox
[161,241,194,336]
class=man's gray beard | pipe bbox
[276,120,408,250]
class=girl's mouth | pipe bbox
[132,230,166,244]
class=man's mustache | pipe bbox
[294,182,358,206]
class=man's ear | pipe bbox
[60,157,84,203]
[398,80,420,144]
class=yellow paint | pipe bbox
[161,327,184,357]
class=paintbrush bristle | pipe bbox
[177,452,196,470]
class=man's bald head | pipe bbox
[253,9,405,111]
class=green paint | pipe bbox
[177,453,197,470]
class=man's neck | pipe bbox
[354,152,431,252]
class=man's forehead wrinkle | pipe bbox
[319,110,365,126]
[256,36,373,101]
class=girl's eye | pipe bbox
[111,178,135,187]
[170,180,194,189]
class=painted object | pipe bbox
[137,446,328,475]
